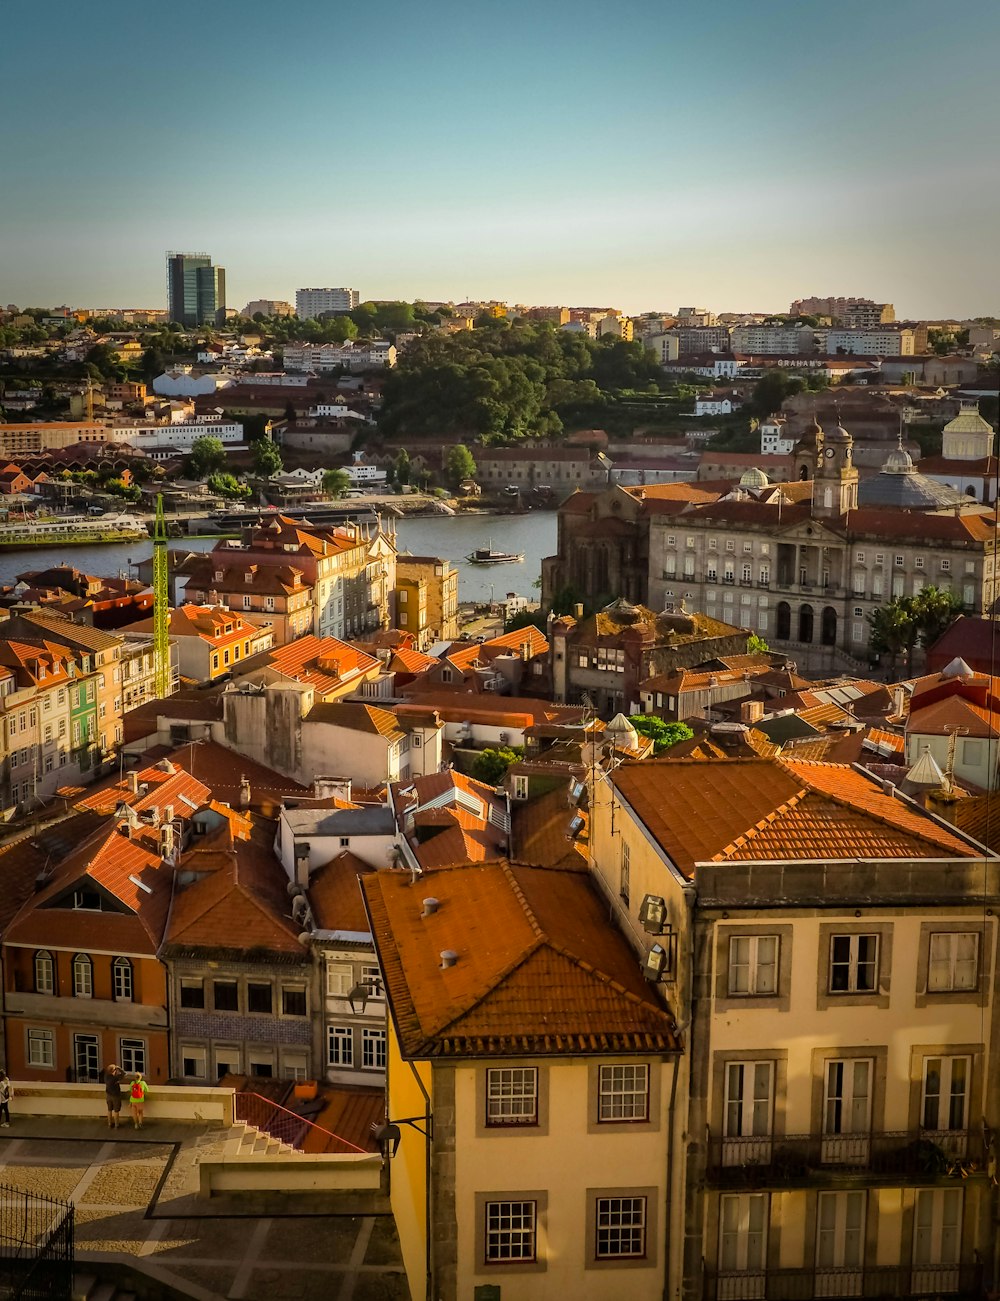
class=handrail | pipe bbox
[234,1090,368,1154]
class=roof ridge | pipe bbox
[713,788,808,859]
[541,939,676,1019]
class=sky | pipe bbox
[2,0,999,318]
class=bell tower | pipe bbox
[811,423,858,518]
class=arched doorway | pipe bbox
[776,602,791,640]
[799,604,814,643]
[821,606,837,646]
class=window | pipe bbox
[913,1189,962,1283]
[928,932,978,992]
[362,1028,386,1070]
[620,842,630,905]
[282,986,307,1017]
[213,980,239,1011]
[853,606,864,618]
[915,556,924,569]
[486,1067,538,1126]
[816,1191,865,1275]
[120,1038,145,1074]
[512,774,528,800]
[73,953,93,998]
[249,1055,273,1077]
[855,551,865,563]
[182,1046,207,1079]
[485,1200,537,1263]
[922,1056,970,1133]
[719,1193,767,1275]
[28,1028,55,1068]
[247,983,273,1014]
[829,934,878,992]
[595,1196,647,1260]
[326,963,353,997]
[724,1062,773,1140]
[598,1064,649,1122]
[34,950,54,995]
[824,1059,872,1136]
[328,1026,353,1067]
[726,540,735,552]
[180,979,205,1009]
[361,964,383,998]
[728,935,778,996]
[113,957,133,1001]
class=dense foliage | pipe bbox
[627,715,695,755]
[867,587,964,671]
[378,320,664,441]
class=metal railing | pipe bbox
[0,1184,74,1301]
[706,1129,982,1188]
[703,1262,983,1300]
[233,1090,368,1155]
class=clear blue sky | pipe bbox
[2,0,998,317]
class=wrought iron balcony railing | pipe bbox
[703,1262,983,1301]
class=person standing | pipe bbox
[129,1072,148,1129]
[104,1064,124,1129]
[0,1072,13,1128]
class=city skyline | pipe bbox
[2,0,999,316]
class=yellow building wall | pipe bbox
[451,1057,672,1299]
[386,1023,432,1301]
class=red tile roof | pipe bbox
[362,862,679,1058]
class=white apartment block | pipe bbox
[760,418,795,456]
[826,328,916,356]
[111,420,244,458]
[730,324,816,355]
[282,342,396,372]
[295,288,361,319]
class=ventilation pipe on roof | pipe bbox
[238,776,251,810]
[422,897,440,917]
[440,950,458,968]
[127,771,140,796]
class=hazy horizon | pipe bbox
[3,0,999,318]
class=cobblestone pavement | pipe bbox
[0,1118,408,1301]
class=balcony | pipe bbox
[703,1263,983,1301]
[705,1129,982,1189]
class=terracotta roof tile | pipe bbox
[308,851,374,933]
[362,862,679,1057]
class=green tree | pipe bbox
[749,370,805,418]
[505,607,547,635]
[252,440,283,478]
[471,745,523,785]
[322,468,352,498]
[911,585,964,649]
[394,449,411,485]
[207,472,251,500]
[868,599,918,673]
[445,443,477,488]
[627,715,694,755]
[187,436,227,478]
[746,633,771,655]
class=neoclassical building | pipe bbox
[543,420,998,673]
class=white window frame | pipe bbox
[28,1028,55,1068]
[181,1045,207,1079]
[34,950,54,995]
[327,1025,353,1067]
[824,1058,872,1136]
[485,1199,537,1264]
[120,1038,146,1075]
[913,1189,962,1286]
[718,1193,767,1274]
[828,934,878,993]
[595,1195,647,1260]
[724,1061,773,1140]
[598,1063,649,1122]
[921,1056,970,1134]
[362,1027,386,1071]
[620,841,630,904]
[486,1067,538,1127]
[113,957,133,1001]
[73,952,93,998]
[816,1190,865,1274]
[728,935,778,996]
[326,962,353,998]
[928,932,978,992]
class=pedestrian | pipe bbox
[0,1071,12,1128]
[103,1064,124,1129]
[129,1072,148,1129]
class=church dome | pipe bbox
[824,424,852,444]
[857,450,970,509]
[739,467,770,490]
[881,439,914,474]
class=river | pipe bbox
[0,512,557,605]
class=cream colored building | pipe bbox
[589,754,998,1301]
[362,861,680,1301]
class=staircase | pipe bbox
[225,1118,302,1159]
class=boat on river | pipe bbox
[0,513,150,551]
[465,541,525,565]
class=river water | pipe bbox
[0,512,557,605]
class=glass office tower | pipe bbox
[166,252,226,326]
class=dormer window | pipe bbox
[214,570,224,582]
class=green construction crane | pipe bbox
[153,494,171,698]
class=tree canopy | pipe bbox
[252,440,283,478]
[627,715,694,755]
[867,587,964,671]
[378,320,663,440]
[445,443,477,487]
[187,436,227,479]
[322,468,352,498]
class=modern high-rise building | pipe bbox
[166,252,226,327]
[295,287,360,319]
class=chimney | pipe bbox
[162,803,174,827]
[238,776,251,809]
[440,949,458,968]
[127,771,139,796]
[881,779,896,798]
[573,603,584,620]
[293,842,311,887]
[160,824,175,861]
[421,897,440,917]
[740,699,765,724]
[313,776,352,802]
